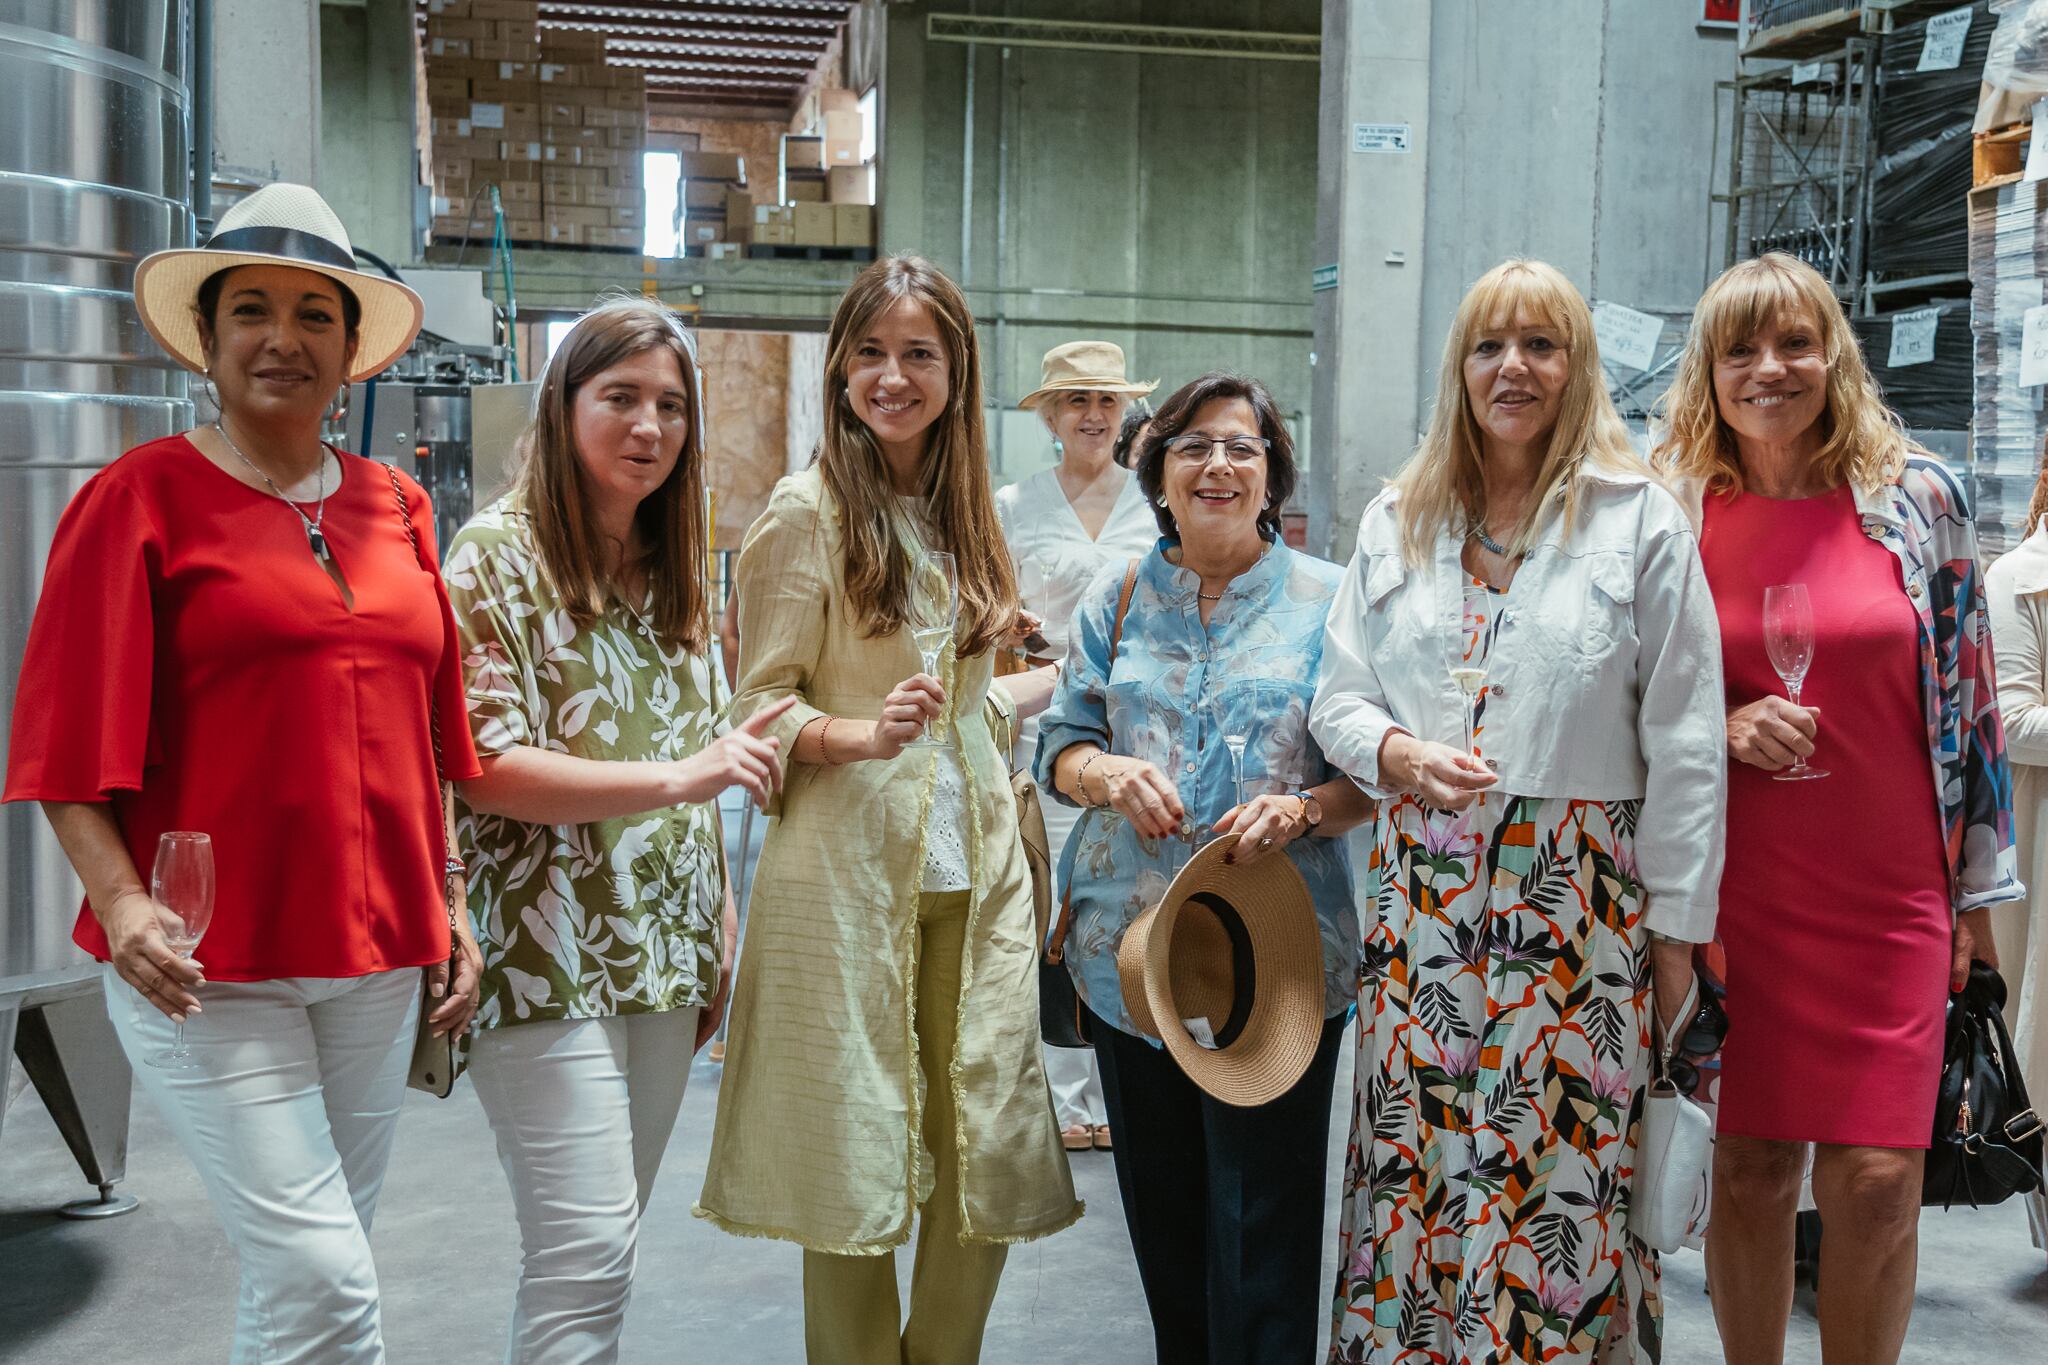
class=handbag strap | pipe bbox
[384,463,457,933]
[1046,559,1141,964]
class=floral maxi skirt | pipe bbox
[1329,793,1662,1364]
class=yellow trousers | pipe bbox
[802,891,1009,1365]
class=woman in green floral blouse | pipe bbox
[445,298,788,1365]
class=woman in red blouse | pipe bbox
[3,184,480,1363]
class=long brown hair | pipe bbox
[1654,252,1908,496]
[1393,258,1648,565]
[820,255,1014,655]
[2029,432,2048,536]
[512,296,710,651]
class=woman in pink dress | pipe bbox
[1656,252,2018,1365]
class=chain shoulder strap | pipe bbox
[384,463,456,928]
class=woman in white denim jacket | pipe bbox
[1314,259,1727,1364]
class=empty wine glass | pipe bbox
[147,831,215,1069]
[1762,582,1828,782]
[906,550,959,749]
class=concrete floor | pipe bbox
[4,1039,2046,1363]
[4,794,2045,1360]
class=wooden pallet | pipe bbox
[1975,124,2031,188]
[744,243,876,262]
[430,235,646,257]
[1741,1,1947,60]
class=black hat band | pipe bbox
[202,225,356,273]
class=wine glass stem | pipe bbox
[1784,678,1806,770]
[921,652,941,737]
[172,1016,186,1055]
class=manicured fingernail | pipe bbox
[171,1012,186,1024]
[187,1004,201,1015]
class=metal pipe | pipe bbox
[960,19,975,287]
[193,0,213,231]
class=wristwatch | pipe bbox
[1293,791,1324,832]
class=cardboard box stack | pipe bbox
[424,0,648,250]
[723,89,875,254]
[679,151,749,254]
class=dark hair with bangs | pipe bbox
[1135,372,1297,541]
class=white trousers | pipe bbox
[1044,1043,1107,1128]
[467,1008,702,1365]
[104,963,421,1365]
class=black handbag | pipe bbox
[1922,962,2044,1209]
[1039,559,1140,1050]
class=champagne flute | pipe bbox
[906,550,958,749]
[1762,582,1829,782]
[147,831,215,1069]
[1449,665,1487,758]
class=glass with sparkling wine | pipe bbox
[147,831,215,1069]
[906,550,958,749]
[1762,583,1828,781]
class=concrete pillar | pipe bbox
[1309,0,1432,561]
[318,0,419,264]
[211,0,323,189]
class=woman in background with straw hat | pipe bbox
[3,183,480,1362]
[1313,259,1726,1363]
[1037,370,1371,1361]
[997,339,1162,1153]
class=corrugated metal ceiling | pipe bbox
[415,1,854,113]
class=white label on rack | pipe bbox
[1792,61,1826,85]
[1592,301,1663,372]
[2020,304,2048,388]
[2027,98,2048,181]
[1888,307,1941,368]
[1917,6,1974,72]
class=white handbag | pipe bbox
[1633,976,1714,1253]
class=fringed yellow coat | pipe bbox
[694,468,1082,1253]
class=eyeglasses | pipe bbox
[1163,435,1270,465]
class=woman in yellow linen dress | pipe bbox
[695,254,1080,1365]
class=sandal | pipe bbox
[1061,1124,1094,1151]
[1092,1125,1113,1151]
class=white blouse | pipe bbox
[896,496,970,892]
[995,465,1161,867]
[995,466,1161,659]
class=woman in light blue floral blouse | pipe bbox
[1034,371,1373,1361]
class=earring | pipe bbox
[1052,438,1064,455]
[198,367,221,418]
[327,383,352,427]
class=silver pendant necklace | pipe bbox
[216,422,334,561]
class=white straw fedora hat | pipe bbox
[1017,340,1159,410]
[1115,834,1325,1108]
[133,183,425,383]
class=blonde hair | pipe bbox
[1392,258,1647,564]
[820,255,1015,657]
[511,296,710,652]
[1653,252,1907,495]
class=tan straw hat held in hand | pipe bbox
[1017,340,1160,410]
[132,182,425,383]
[1116,834,1325,1108]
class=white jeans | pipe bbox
[467,1008,702,1365]
[104,963,421,1365]
[1044,1043,1107,1128]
